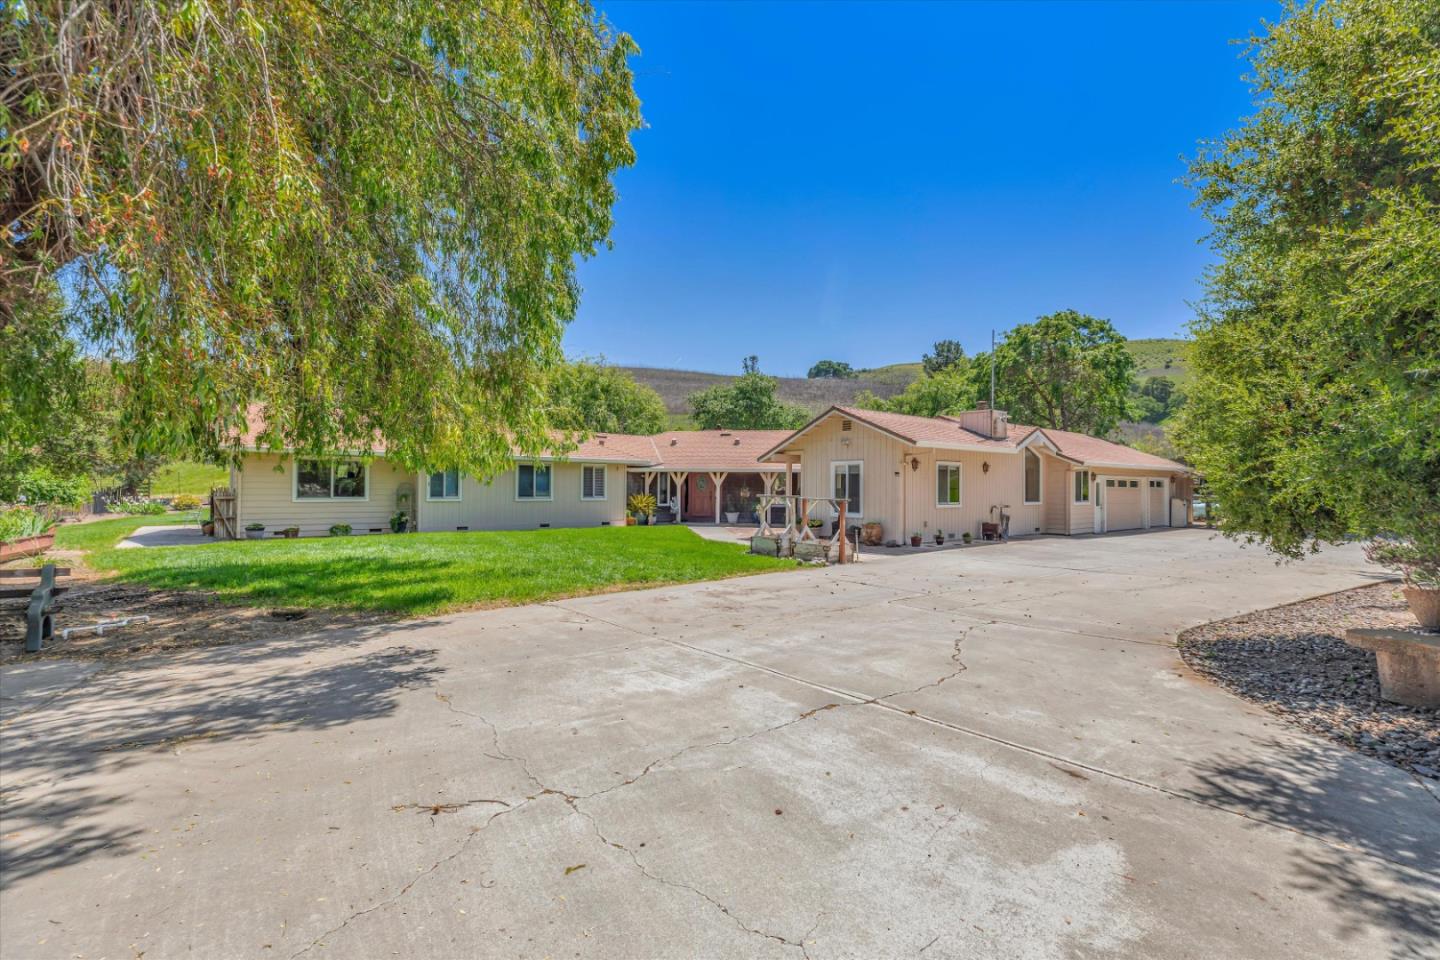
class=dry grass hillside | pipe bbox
[620,366,903,415]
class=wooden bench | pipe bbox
[0,565,72,653]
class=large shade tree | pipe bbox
[548,359,667,436]
[971,311,1135,435]
[1,0,641,477]
[688,357,809,431]
[1176,0,1439,561]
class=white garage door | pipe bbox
[1106,478,1143,531]
[1148,479,1168,527]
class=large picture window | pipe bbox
[581,465,607,500]
[516,463,552,501]
[936,462,962,506]
[428,469,461,500]
[832,461,862,517]
[1023,449,1042,504]
[294,460,368,500]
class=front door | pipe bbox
[687,474,715,521]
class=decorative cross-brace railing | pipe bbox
[755,494,856,563]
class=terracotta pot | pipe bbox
[910,535,922,547]
[1403,586,1440,630]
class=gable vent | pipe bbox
[841,419,853,431]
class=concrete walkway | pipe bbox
[2,529,1436,959]
[115,523,209,548]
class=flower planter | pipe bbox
[1345,628,1440,708]
[0,532,54,561]
[1403,586,1440,630]
[794,541,829,563]
[750,535,779,557]
[724,511,739,524]
[910,535,922,547]
[245,529,265,540]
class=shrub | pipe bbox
[16,467,89,508]
[1365,540,1440,589]
[171,493,203,511]
[0,507,55,545]
[329,523,352,536]
[111,498,166,515]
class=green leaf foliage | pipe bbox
[548,359,668,436]
[1175,0,1440,560]
[3,0,642,480]
[854,368,977,418]
[806,360,857,379]
[970,310,1136,435]
[688,359,810,431]
[921,340,967,376]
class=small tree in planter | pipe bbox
[627,493,657,525]
[244,522,265,540]
[1365,540,1440,630]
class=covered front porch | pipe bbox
[627,467,799,525]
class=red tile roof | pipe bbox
[763,406,1189,472]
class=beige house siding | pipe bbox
[235,453,413,537]
[791,414,1060,542]
[417,462,627,532]
[1042,456,1069,534]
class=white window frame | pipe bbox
[515,462,553,502]
[1073,470,1091,505]
[426,468,462,502]
[292,459,370,502]
[581,464,608,501]
[936,461,963,507]
[1023,449,1043,505]
[831,460,863,518]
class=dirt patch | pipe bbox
[0,573,394,662]
[1179,582,1439,780]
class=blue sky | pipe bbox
[566,0,1274,376]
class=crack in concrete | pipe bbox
[569,800,812,955]
[437,685,823,955]
[287,800,528,959]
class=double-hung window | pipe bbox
[427,469,461,500]
[295,460,368,500]
[1073,470,1091,504]
[832,461,862,517]
[581,465,607,500]
[936,462,962,506]
[516,463,552,501]
[1023,449,1042,504]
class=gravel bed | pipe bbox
[1179,582,1438,780]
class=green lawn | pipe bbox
[150,461,230,496]
[55,512,196,554]
[73,522,794,615]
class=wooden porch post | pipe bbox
[710,472,728,525]
[838,499,847,564]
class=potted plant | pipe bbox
[329,523,352,537]
[1365,539,1440,629]
[281,526,300,539]
[244,522,266,540]
[389,510,409,534]
[962,531,973,544]
[628,493,657,526]
[910,531,922,547]
[934,530,945,545]
[0,508,56,561]
[808,518,826,538]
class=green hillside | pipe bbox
[1126,338,1192,383]
[855,361,923,387]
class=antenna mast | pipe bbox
[990,328,996,410]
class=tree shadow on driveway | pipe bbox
[0,620,445,891]
[1188,739,1440,958]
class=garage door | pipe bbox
[1106,478,1143,531]
[1148,479,1168,527]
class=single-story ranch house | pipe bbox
[220,405,1191,541]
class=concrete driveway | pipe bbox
[2,529,1436,959]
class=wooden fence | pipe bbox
[210,487,237,540]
